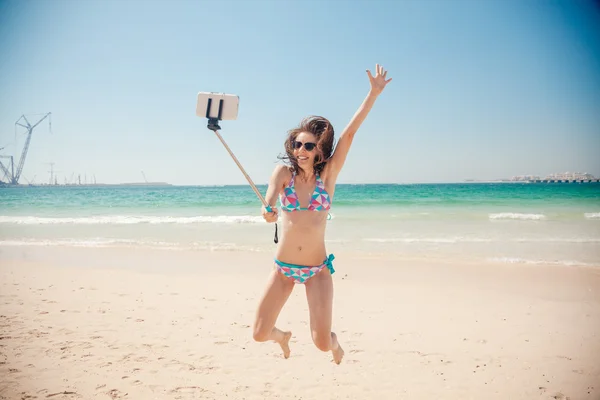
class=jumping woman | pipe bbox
[252,64,392,364]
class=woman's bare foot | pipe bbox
[279,331,292,359]
[331,332,344,364]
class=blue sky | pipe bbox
[0,0,599,185]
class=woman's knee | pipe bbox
[311,331,332,352]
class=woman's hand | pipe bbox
[366,64,392,96]
[262,205,278,223]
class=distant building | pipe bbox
[510,175,541,182]
[509,172,597,182]
[545,172,596,181]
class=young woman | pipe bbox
[252,65,392,364]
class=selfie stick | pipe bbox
[203,98,278,243]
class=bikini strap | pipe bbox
[324,254,335,275]
[274,253,335,275]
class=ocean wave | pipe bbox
[0,238,263,252]
[363,237,492,243]
[487,257,597,267]
[0,215,265,225]
[512,238,600,243]
[584,212,600,220]
[489,213,546,221]
[363,237,600,244]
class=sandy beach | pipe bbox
[0,247,598,399]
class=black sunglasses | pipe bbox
[293,141,317,151]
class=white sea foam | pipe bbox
[487,257,596,267]
[363,237,600,244]
[0,238,262,252]
[363,237,492,243]
[0,215,264,225]
[512,237,600,243]
[584,212,600,220]
[489,213,546,221]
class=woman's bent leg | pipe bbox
[253,268,295,358]
[305,269,344,364]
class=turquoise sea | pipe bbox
[1,183,599,266]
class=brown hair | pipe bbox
[278,116,335,176]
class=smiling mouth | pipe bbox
[298,156,309,161]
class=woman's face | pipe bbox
[292,131,318,168]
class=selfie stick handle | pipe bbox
[205,99,272,213]
[212,128,269,209]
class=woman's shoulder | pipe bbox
[273,163,292,173]
[272,164,293,181]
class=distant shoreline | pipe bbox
[1,180,599,188]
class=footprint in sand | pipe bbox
[551,393,570,400]
[164,359,198,371]
[119,353,135,362]
[106,389,126,399]
[171,386,208,394]
[349,349,363,354]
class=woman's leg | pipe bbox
[305,269,344,364]
[252,268,295,358]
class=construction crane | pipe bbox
[0,148,13,184]
[0,112,52,185]
[12,113,52,184]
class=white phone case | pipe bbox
[196,92,239,120]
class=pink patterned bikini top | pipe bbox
[280,172,332,212]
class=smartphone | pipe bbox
[196,92,239,120]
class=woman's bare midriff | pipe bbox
[274,210,329,266]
